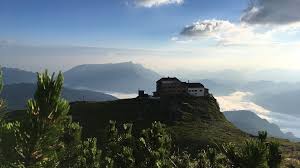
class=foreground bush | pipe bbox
[0,71,284,168]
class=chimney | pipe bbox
[138,90,145,97]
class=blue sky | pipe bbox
[1,0,300,72]
[0,0,246,48]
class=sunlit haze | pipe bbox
[1,0,300,151]
[1,0,300,73]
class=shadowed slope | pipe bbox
[70,95,248,150]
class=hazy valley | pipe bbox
[3,62,300,140]
[1,1,300,167]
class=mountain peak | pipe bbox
[224,110,300,142]
[64,62,161,93]
[2,67,36,85]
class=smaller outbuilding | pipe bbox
[185,82,206,97]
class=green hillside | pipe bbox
[70,95,248,150]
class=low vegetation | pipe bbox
[69,93,249,149]
[0,70,298,167]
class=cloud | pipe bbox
[178,19,270,45]
[134,0,183,8]
[241,0,300,25]
[180,20,234,37]
[216,91,270,118]
[176,1,300,45]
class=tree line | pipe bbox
[0,71,291,168]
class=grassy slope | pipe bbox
[9,94,300,166]
[277,139,300,166]
[70,95,248,150]
[69,95,300,166]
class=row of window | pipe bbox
[162,86,185,89]
[189,90,203,92]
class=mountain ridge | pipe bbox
[1,83,117,110]
[64,62,161,93]
[2,62,161,94]
[224,110,300,142]
[2,67,36,85]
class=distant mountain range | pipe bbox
[167,69,300,83]
[199,79,237,96]
[64,62,161,93]
[2,62,161,94]
[224,110,300,142]
[2,64,300,142]
[2,63,300,121]
[1,83,117,110]
[252,90,300,117]
[2,67,36,85]
[199,79,300,96]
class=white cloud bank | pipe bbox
[177,0,300,45]
[241,0,300,25]
[134,0,183,7]
[216,91,270,119]
[176,19,300,46]
[178,19,270,45]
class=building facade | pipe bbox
[186,83,205,97]
[154,77,187,97]
[154,77,208,97]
